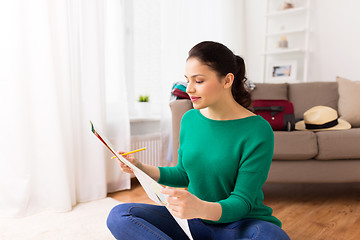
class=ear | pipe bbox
[223,73,234,89]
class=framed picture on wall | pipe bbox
[268,61,297,82]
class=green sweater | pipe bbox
[158,109,281,227]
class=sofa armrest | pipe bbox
[169,99,193,163]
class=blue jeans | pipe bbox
[107,203,290,240]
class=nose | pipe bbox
[186,82,195,94]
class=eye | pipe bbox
[195,78,204,84]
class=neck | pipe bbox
[201,95,249,120]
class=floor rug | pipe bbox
[0,198,120,240]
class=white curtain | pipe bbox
[0,0,130,217]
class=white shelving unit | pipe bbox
[262,0,311,83]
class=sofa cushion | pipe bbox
[315,128,360,160]
[273,131,318,160]
[288,82,339,120]
[336,76,360,127]
[251,83,288,100]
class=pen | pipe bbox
[111,147,146,159]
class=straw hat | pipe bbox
[295,106,351,131]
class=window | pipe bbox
[125,0,162,117]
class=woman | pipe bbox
[107,41,290,240]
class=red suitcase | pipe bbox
[252,99,295,131]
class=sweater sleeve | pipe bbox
[215,125,274,223]
[158,149,189,187]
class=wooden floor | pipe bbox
[109,178,360,240]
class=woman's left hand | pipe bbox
[160,187,205,219]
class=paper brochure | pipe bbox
[90,121,193,240]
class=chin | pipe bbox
[192,102,207,110]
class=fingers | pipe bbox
[164,194,183,217]
[167,196,183,207]
[117,151,131,159]
[114,151,136,163]
[168,205,182,216]
[114,151,139,174]
[161,187,198,219]
[120,165,133,174]
[165,194,189,219]
[119,160,134,174]
[161,187,187,198]
[161,187,188,207]
[119,161,129,168]
[118,152,136,161]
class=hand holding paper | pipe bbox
[161,187,205,220]
[116,151,141,174]
[90,121,194,240]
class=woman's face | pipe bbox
[185,57,227,110]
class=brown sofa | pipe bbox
[169,82,360,183]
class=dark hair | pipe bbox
[187,41,251,108]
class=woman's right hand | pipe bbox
[116,151,142,174]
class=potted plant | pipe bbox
[136,95,151,117]
[138,95,149,103]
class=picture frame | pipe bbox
[268,61,297,82]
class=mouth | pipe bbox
[190,96,201,102]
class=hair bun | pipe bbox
[234,55,243,69]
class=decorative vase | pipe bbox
[278,36,288,49]
[136,102,151,117]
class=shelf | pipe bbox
[266,28,307,37]
[263,48,305,55]
[130,115,161,123]
[262,0,310,83]
[266,7,306,17]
